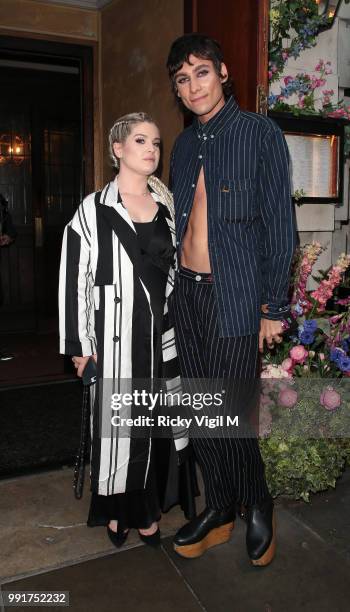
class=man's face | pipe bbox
[174,54,228,123]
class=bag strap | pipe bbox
[73,385,90,499]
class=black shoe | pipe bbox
[138,527,161,548]
[107,525,129,548]
[173,506,235,559]
[246,497,275,566]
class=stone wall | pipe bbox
[100,0,183,184]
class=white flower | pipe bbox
[261,364,290,379]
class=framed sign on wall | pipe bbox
[268,112,346,204]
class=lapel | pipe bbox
[94,178,176,285]
[97,181,141,278]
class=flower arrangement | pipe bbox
[260,243,350,500]
[268,60,350,119]
[269,0,331,84]
[269,1,350,121]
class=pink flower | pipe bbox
[319,353,325,361]
[311,256,350,310]
[291,242,324,309]
[284,75,293,85]
[330,315,342,325]
[320,387,341,411]
[290,345,308,363]
[281,358,293,374]
[282,51,289,61]
[278,388,298,408]
[336,297,350,306]
[268,70,273,80]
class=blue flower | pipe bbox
[299,331,315,345]
[294,302,303,316]
[330,348,343,364]
[304,319,318,333]
[341,337,350,354]
[338,355,350,372]
[268,94,279,107]
[341,339,349,352]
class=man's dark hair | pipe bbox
[166,33,233,100]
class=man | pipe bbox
[166,34,296,565]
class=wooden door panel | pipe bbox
[185,0,269,112]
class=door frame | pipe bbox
[184,0,269,113]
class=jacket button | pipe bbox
[113,336,119,342]
[114,297,121,303]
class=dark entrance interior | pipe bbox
[0,37,94,386]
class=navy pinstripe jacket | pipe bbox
[170,96,297,338]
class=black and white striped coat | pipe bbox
[59,177,188,496]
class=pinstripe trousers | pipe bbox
[172,267,271,509]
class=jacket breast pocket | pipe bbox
[218,178,257,223]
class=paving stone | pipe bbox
[164,507,350,612]
[0,469,187,581]
[279,469,350,561]
[1,546,202,612]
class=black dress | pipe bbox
[87,205,198,530]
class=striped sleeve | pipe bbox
[258,123,297,320]
[161,291,189,452]
[58,200,96,356]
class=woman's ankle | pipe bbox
[108,520,118,532]
[138,521,158,536]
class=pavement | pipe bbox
[0,467,350,612]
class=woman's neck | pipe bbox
[116,168,149,196]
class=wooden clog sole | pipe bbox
[251,512,276,567]
[173,521,234,559]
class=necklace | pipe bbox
[120,190,149,197]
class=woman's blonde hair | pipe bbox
[108,112,158,170]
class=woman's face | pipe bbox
[113,122,161,176]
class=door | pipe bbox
[0,37,94,333]
[185,0,269,113]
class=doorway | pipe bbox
[0,36,94,384]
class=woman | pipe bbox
[59,112,196,548]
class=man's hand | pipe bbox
[0,234,13,246]
[72,354,97,377]
[259,319,283,353]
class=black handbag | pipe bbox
[73,358,97,499]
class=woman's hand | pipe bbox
[72,354,97,377]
